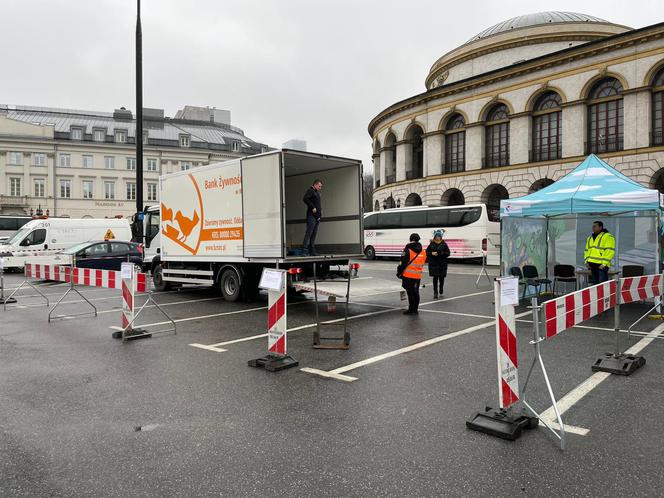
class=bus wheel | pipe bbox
[152,264,171,292]
[364,246,376,260]
[220,268,242,302]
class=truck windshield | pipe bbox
[4,226,32,245]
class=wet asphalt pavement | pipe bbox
[1,260,664,497]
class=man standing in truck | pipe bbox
[302,179,323,256]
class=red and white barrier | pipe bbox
[267,281,287,355]
[543,280,617,339]
[494,278,519,409]
[620,274,663,305]
[25,263,146,292]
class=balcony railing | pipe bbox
[443,161,465,174]
[529,144,561,162]
[482,153,509,169]
[652,130,663,147]
[585,135,623,154]
[0,195,29,207]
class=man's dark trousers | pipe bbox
[303,214,320,254]
[402,277,421,312]
[589,263,609,284]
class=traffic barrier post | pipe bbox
[48,256,98,322]
[248,267,298,372]
[593,272,664,375]
[467,277,539,441]
[2,262,50,310]
[114,262,176,342]
[0,257,17,305]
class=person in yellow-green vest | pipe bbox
[584,221,616,284]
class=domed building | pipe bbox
[369,12,664,220]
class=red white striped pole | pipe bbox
[121,262,136,332]
[267,274,287,356]
[248,268,299,372]
[495,278,519,409]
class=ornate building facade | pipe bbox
[369,12,664,220]
[0,105,269,218]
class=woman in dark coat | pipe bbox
[426,230,450,299]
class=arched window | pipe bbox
[529,178,554,194]
[586,77,624,153]
[531,92,562,162]
[484,104,510,168]
[406,126,424,180]
[384,133,397,184]
[441,188,464,206]
[383,196,396,209]
[444,114,466,173]
[652,66,664,146]
[373,140,381,188]
[405,193,422,206]
[481,184,509,222]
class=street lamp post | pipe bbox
[135,0,144,214]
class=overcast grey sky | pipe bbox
[1,0,661,171]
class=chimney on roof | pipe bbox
[113,108,133,120]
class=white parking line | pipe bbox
[187,290,494,353]
[538,321,664,431]
[301,310,532,382]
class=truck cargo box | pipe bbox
[159,149,364,264]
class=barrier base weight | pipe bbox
[591,353,645,376]
[466,406,538,441]
[112,328,152,341]
[248,354,299,372]
[0,297,17,304]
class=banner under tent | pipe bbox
[499,154,663,282]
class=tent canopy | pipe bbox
[500,154,663,218]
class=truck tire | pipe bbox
[220,268,242,302]
[152,264,171,292]
[364,245,376,260]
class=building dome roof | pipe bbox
[425,12,631,89]
[466,12,610,44]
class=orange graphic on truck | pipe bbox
[161,173,243,255]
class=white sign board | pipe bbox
[498,276,519,306]
[259,268,284,291]
[121,262,134,280]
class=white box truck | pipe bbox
[0,217,132,269]
[142,149,364,300]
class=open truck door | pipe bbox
[241,153,284,259]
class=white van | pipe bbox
[0,217,132,268]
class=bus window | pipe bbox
[363,213,378,229]
[426,209,449,227]
[448,207,481,227]
[401,210,426,228]
[379,212,401,229]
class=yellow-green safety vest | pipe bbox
[584,231,616,268]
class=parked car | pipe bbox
[63,241,143,271]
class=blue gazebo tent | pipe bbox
[499,154,662,277]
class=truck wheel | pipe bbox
[364,246,376,260]
[220,268,241,302]
[152,264,171,292]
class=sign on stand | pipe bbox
[466,277,538,441]
[248,268,299,372]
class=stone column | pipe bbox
[424,132,443,176]
[0,151,6,196]
[562,103,585,157]
[509,115,529,165]
[624,90,651,149]
[372,154,380,188]
[465,125,483,171]
[379,149,388,186]
[396,141,409,182]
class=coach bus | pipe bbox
[363,204,500,264]
[0,215,33,242]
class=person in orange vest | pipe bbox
[398,233,427,315]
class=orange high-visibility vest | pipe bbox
[402,249,426,280]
